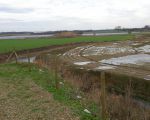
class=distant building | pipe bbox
[144,25,150,29]
[55,31,78,38]
[115,26,122,30]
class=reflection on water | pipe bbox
[100,54,150,65]
[0,32,133,40]
[0,34,53,39]
[17,56,36,63]
[82,32,128,36]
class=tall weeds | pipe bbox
[34,54,150,120]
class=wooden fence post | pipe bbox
[14,50,18,64]
[7,51,14,62]
[125,76,132,120]
[27,51,32,71]
[101,71,107,120]
[27,52,30,64]
[54,55,59,89]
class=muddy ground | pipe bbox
[60,38,150,81]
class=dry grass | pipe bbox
[59,62,150,120]
[0,64,79,120]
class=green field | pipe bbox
[0,35,134,53]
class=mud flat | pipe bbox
[59,39,150,101]
[61,39,150,80]
[17,56,36,63]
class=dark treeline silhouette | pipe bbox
[0,25,150,36]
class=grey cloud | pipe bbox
[0,18,24,23]
[0,4,34,13]
[0,0,150,32]
[107,8,136,17]
[0,16,116,32]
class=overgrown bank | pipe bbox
[0,63,101,120]
[0,62,149,120]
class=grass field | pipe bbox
[0,35,134,53]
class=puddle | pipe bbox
[82,46,135,56]
[95,65,116,70]
[17,56,36,63]
[131,43,141,46]
[80,67,84,69]
[136,45,150,53]
[63,46,92,56]
[63,44,150,58]
[74,61,92,65]
[113,43,118,45]
[100,54,150,65]
[144,75,150,80]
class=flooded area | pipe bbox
[0,34,53,40]
[0,32,137,40]
[100,54,150,65]
[17,56,36,63]
[136,45,150,53]
[82,45,135,56]
[94,65,116,70]
[61,39,150,80]
[144,75,150,80]
[74,61,92,65]
[82,32,128,36]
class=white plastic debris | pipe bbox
[80,67,84,69]
[82,45,135,56]
[144,75,150,80]
[59,82,64,85]
[76,95,82,99]
[100,54,150,65]
[95,65,115,70]
[84,109,91,114]
[39,69,44,72]
[136,45,150,53]
[57,54,61,56]
[74,61,91,65]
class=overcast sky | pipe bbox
[0,0,150,32]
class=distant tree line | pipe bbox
[115,25,150,33]
[1,25,150,36]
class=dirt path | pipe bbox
[0,72,79,120]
